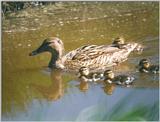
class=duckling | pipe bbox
[139,59,159,74]
[112,37,125,49]
[112,37,143,52]
[104,70,135,86]
[78,67,104,82]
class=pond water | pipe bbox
[2,2,159,121]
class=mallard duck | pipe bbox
[139,59,159,74]
[78,66,104,82]
[29,37,142,72]
[104,70,135,86]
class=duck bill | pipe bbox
[29,40,49,56]
[29,50,39,56]
[29,46,45,56]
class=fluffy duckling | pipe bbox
[78,67,104,82]
[112,37,125,49]
[104,70,135,86]
[139,59,159,74]
[112,37,143,52]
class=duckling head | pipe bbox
[139,59,150,69]
[112,37,125,45]
[139,59,147,66]
[79,67,90,76]
[104,70,115,79]
[29,37,64,68]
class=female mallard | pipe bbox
[29,37,142,72]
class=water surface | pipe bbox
[2,2,159,121]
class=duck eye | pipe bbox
[57,40,61,44]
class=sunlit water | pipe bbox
[2,2,159,121]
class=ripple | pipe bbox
[18,43,22,47]
[27,44,31,47]
[124,13,132,16]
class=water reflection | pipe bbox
[2,1,159,121]
[77,81,89,92]
[103,82,116,95]
[31,69,64,101]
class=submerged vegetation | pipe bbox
[2,1,54,14]
[76,97,159,121]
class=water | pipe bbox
[2,2,159,121]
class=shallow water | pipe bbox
[2,2,159,121]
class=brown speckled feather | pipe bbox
[62,43,138,72]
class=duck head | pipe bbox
[29,37,64,68]
[79,67,90,76]
[112,37,125,46]
[139,59,150,69]
[104,70,115,80]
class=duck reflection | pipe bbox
[32,69,64,101]
[76,79,116,95]
[102,82,116,95]
[77,81,89,92]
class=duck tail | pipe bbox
[123,43,137,51]
[123,43,143,54]
[133,43,143,53]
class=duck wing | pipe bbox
[63,45,100,60]
[63,43,138,71]
[72,45,128,61]
[71,45,118,61]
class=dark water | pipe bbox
[2,2,159,121]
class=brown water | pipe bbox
[2,2,159,121]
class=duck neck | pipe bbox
[48,49,59,68]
